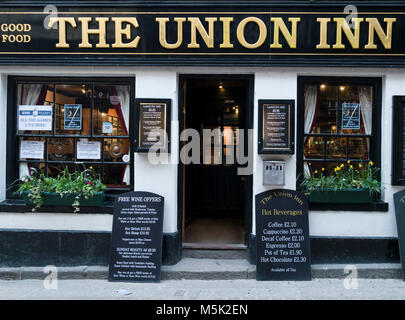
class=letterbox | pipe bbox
[263,161,285,186]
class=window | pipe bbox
[297,77,381,188]
[7,77,134,200]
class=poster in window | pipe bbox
[20,140,44,159]
[18,105,52,131]
[342,103,361,130]
[135,99,171,153]
[64,104,82,130]
[77,140,101,160]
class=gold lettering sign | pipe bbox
[44,14,397,52]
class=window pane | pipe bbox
[17,84,54,135]
[76,138,101,162]
[19,137,45,160]
[306,84,338,134]
[304,84,373,135]
[55,84,91,135]
[103,138,130,162]
[103,164,130,187]
[326,137,347,159]
[93,85,129,136]
[349,137,370,160]
[304,136,324,159]
[47,137,74,162]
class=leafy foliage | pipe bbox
[299,161,381,195]
[15,166,106,212]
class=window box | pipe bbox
[21,191,105,207]
[308,188,373,204]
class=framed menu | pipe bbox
[258,100,295,155]
[392,96,405,185]
[135,99,171,153]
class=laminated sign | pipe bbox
[18,105,52,131]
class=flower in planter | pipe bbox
[13,166,106,213]
[300,161,381,195]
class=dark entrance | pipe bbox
[179,75,253,249]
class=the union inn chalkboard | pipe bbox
[255,189,311,281]
[2,2,405,67]
[109,191,164,283]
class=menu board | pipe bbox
[255,189,311,281]
[108,191,164,283]
[135,99,171,153]
[393,190,405,281]
[392,96,405,185]
[258,100,295,154]
[342,103,361,130]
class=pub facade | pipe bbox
[0,0,403,267]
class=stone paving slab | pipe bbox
[1,279,405,300]
[0,260,402,280]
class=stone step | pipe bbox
[182,249,247,260]
[0,260,402,280]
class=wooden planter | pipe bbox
[308,189,374,204]
[21,191,105,207]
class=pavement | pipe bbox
[1,278,405,300]
[0,260,402,280]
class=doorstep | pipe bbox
[0,260,402,280]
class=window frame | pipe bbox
[296,76,382,195]
[6,76,136,200]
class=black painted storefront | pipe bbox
[0,0,403,267]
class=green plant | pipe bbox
[299,161,381,195]
[15,166,106,212]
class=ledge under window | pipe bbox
[0,199,114,214]
[309,200,389,212]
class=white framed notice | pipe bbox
[18,105,53,131]
[77,141,101,160]
[20,140,44,159]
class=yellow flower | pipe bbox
[350,165,353,169]
[322,168,325,172]
[369,161,374,166]
[347,160,351,164]
[314,170,318,174]
[359,164,363,168]
[340,164,344,168]
[90,166,93,170]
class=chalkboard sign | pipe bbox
[135,99,171,153]
[393,190,405,281]
[108,191,164,283]
[255,189,311,281]
[258,100,295,155]
[392,96,405,185]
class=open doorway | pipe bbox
[179,75,253,249]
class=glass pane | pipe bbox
[103,138,130,162]
[349,137,370,160]
[55,84,91,135]
[19,137,46,160]
[93,85,129,136]
[76,138,101,162]
[17,84,54,135]
[103,164,130,187]
[326,137,347,159]
[305,84,373,135]
[19,162,46,179]
[305,84,338,134]
[47,137,74,162]
[304,136,324,159]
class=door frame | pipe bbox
[177,74,254,248]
